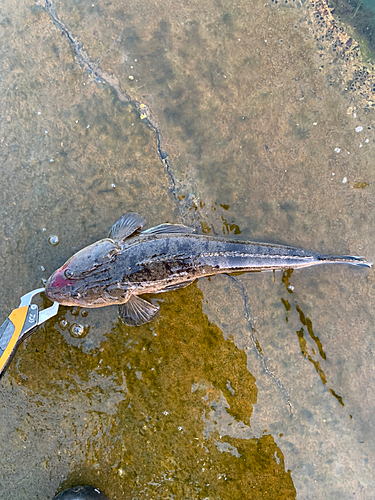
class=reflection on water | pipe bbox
[228,275,292,411]
[280,271,344,407]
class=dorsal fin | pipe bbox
[141,223,195,235]
[108,213,146,242]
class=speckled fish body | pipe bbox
[76,233,368,296]
[45,213,372,326]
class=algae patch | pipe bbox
[14,284,295,499]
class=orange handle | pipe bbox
[0,306,29,376]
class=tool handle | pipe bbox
[0,306,37,379]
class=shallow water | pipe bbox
[0,0,374,499]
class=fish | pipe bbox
[45,212,372,326]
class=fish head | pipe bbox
[45,238,126,307]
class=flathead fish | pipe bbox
[45,212,372,326]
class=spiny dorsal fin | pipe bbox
[108,213,146,242]
[118,295,160,326]
[142,223,195,235]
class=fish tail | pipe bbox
[318,254,373,268]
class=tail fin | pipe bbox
[319,255,372,268]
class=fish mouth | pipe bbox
[44,274,58,301]
[45,273,76,305]
[45,272,108,307]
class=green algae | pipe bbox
[10,284,295,499]
[329,0,375,58]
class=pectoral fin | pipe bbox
[108,213,146,242]
[118,295,160,326]
[142,223,195,235]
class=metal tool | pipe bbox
[0,288,59,379]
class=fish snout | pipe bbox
[45,270,72,303]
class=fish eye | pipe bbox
[64,269,74,278]
[71,291,81,299]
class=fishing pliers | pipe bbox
[0,288,59,379]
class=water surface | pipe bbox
[0,0,374,498]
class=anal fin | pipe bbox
[118,295,160,326]
[154,279,195,293]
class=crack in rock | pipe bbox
[44,0,180,210]
[44,0,288,410]
[228,275,292,412]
